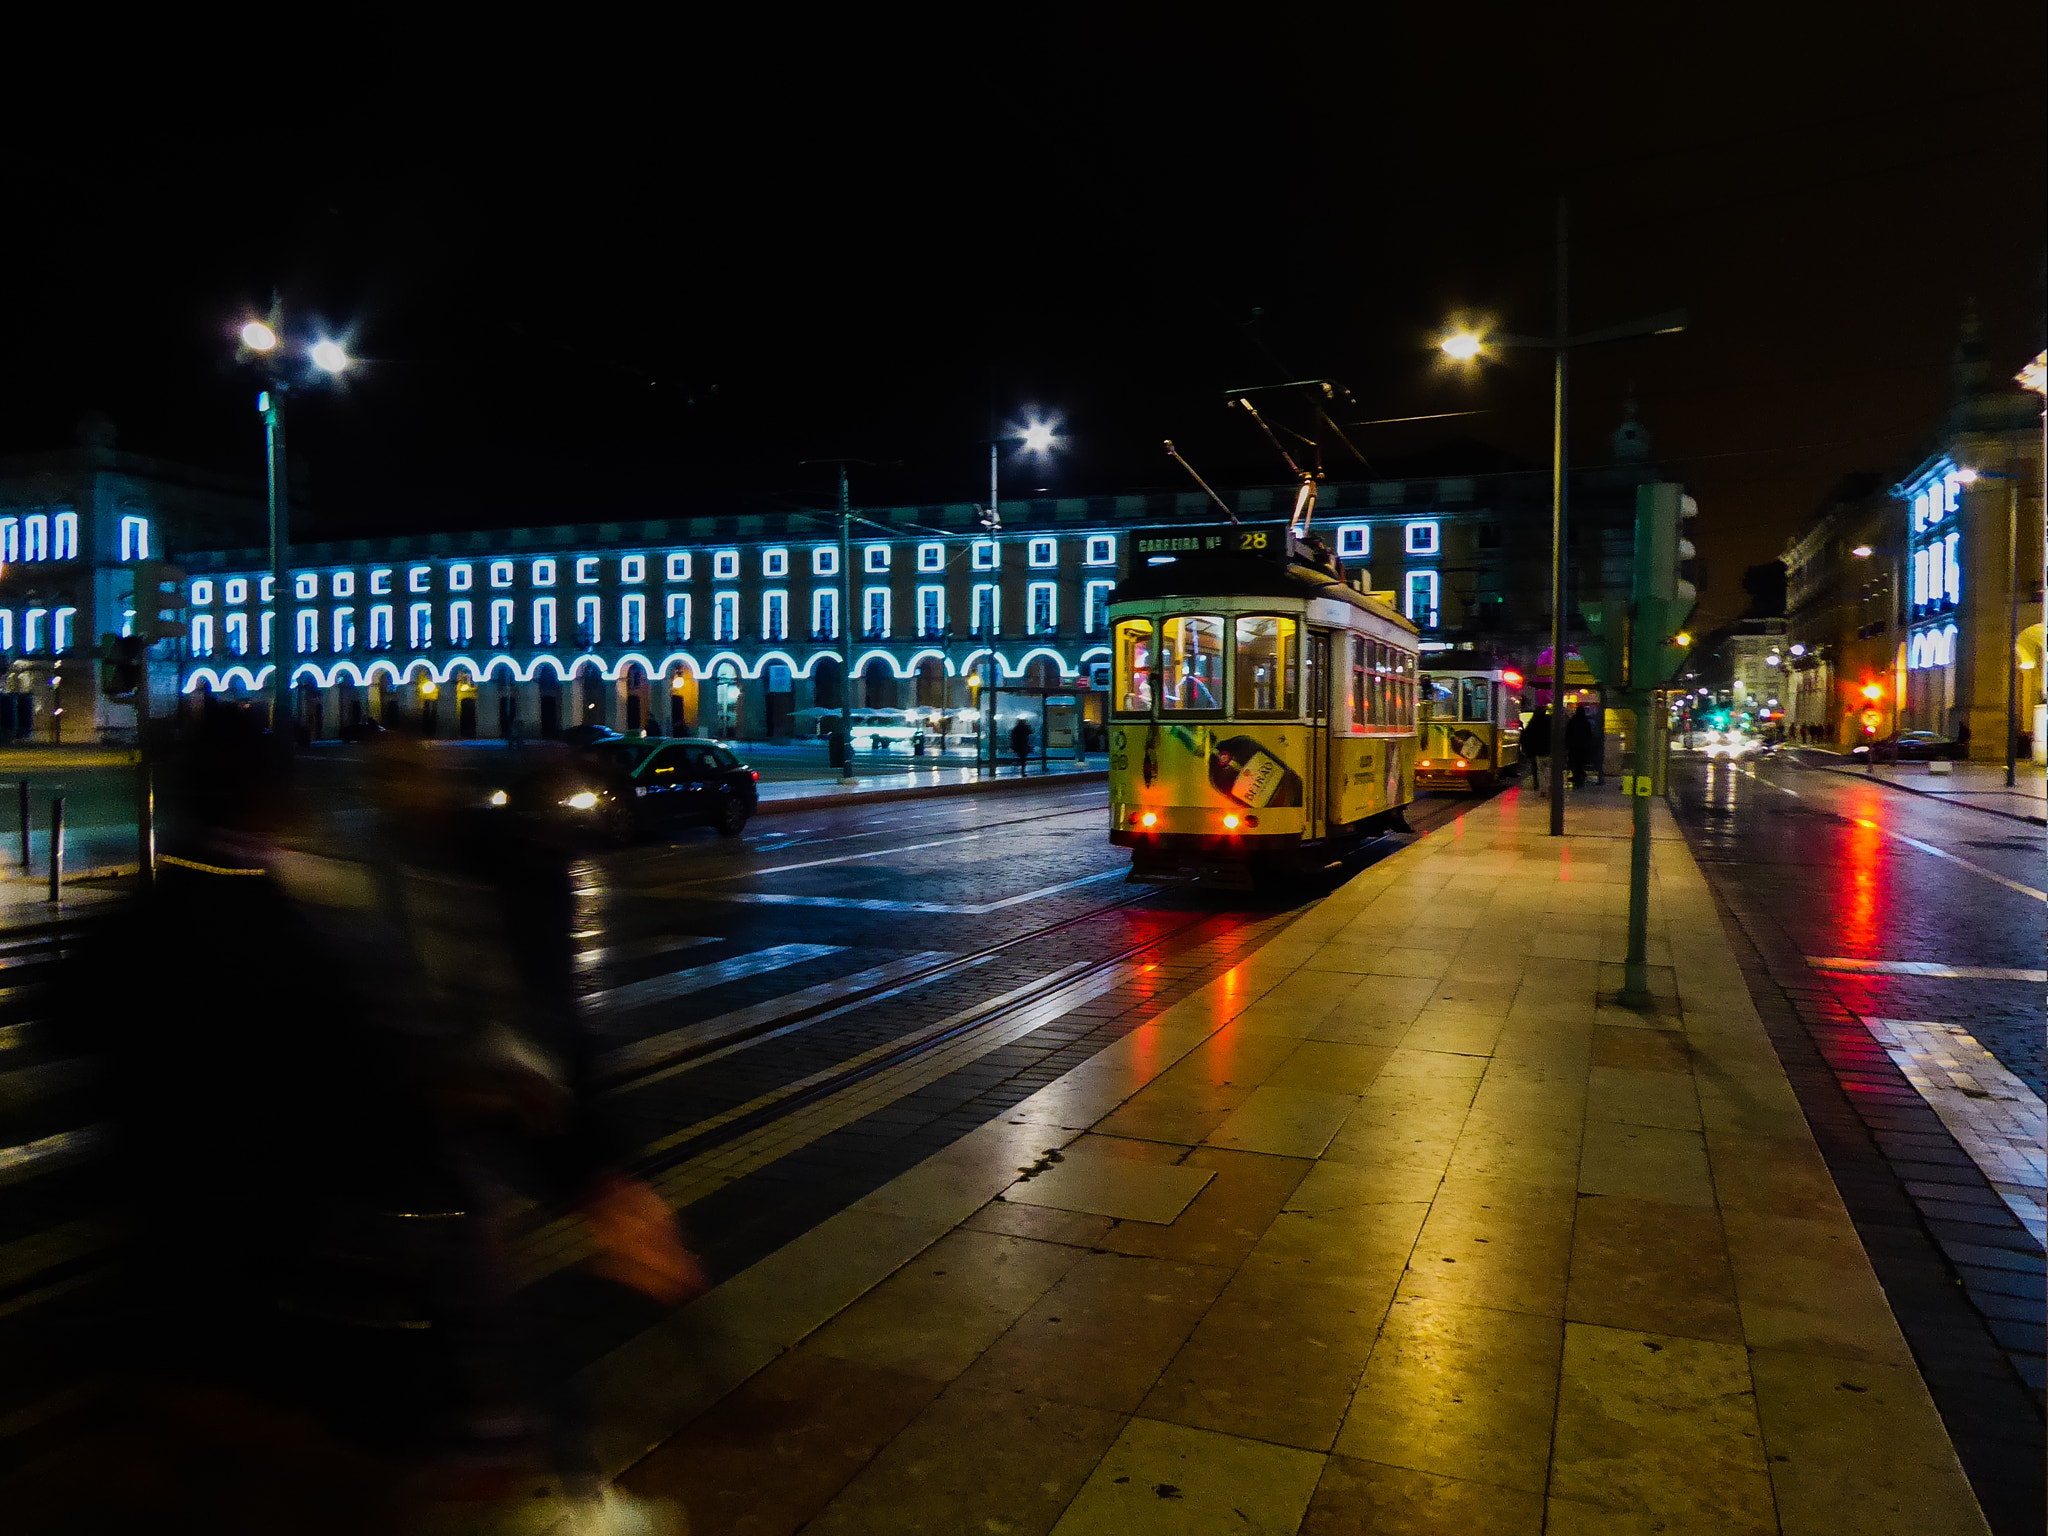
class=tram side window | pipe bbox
[1461,677,1490,721]
[1349,638,1367,730]
[1160,614,1224,711]
[1233,616,1298,716]
[1422,676,1456,721]
[1114,619,1155,714]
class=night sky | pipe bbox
[2,8,2041,631]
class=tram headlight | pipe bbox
[1139,810,1158,828]
[1455,759,1466,768]
[1222,814,1240,830]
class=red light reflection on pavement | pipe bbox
[1827,812,1888,955]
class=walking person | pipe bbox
[1521,705,1551,792]
[1010,716,1033,776]
[1565,702,1595,789]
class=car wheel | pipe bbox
[713,801,749,838]
[602,802,640,846]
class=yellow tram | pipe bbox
[1417,651,1525,791]
[1107,521,1422,884]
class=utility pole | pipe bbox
[838,466,856,781]
[984,439,999,779]
[261,389,291,751]
[1547,197,1569,837]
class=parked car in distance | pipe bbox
[1850,730,1963,762]
[486,736,759,844]
[337,719,389,744]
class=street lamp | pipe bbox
[1439,198,1685,836]
[980,415,1063,777]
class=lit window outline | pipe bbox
[294,572,319,600]
[762,547,789,578]
[24,515,47,562]
[53,512,77,560]
[408,602,433,649]
[1085,579,1114,634]
[762,588,788,641]
[812,588,838,639]
[532,558,557,587]
[864,544,891,573]
[54,607,75,652]
[0,519,15,563]
[24,608,45,653]
[296,608,321,654]
[575,594,602,644]
[332,607,357,651]
[620,554,646,584]
[190,579,215,606]
[489,598,514,646]
[1405,569,1440,626]
[448,600,473,645]
[369,605,394,649]
[189,613,215,656]
[488,561,513,589]
[1337,524,1369,559]
[532,597,557,645]
[916,583,945,637]
[575,556,600,585]
[812,546,838,576]
[1027,580,1056,634]
[1084,535,1116,567]
[260,576,275,603]
[621,592,646,643]
[1404,521,1439,555]
[225,578,249,606]
[665,593,690,640]
[260,611,274,655]
[666,553,691,581]
[332,571,355,598]
[972,582,1000,636]
[370,568,393,595]
[0,612,12,652]
[119,515,150,560]
[1027,538,1057,568]
[714,549,740,580]
[225,612,248,655]
[713,591,739,641]
[918,543,945,572]
[409,565,433,594]
[448,563,473,591]
[863,585,891,638]
[971,539,997,571]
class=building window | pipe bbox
[714,549,739,580]
[762,548,789,578]
[297,609,321,654]
[812,588,837,639]
[0,612,12,651]
[1028,538,1056,568]
[532,558,557,587]
[119,515,150,560]
[53,512,77,560]
[864,544,890,573]
[190,614,215,656]
[1912,547,1930,609]
[25,515,46,562]
[665,593,690,641]
[918,585,944,637]
[24,608,44,652]
[532,597,557,645]
[1476,523,1502,549]
[448,600,473,645]
[0,520,14,563]
[864,586,890,638]
[622,592,646,643]
[489,599,514,646]
[763,590,787,641]
[225,612,248,655]
[1405,521,1439,555]
[332,571,355,598]
[1085,580,1113,635]
[575,557,600,585]
[1337,525,1369,559]
[54,607,75,652]
[1028,582,1056,634]
[260,576,275,602]
[971,540,997,571]
[332,608,356,652]
[260,611,274,655]
[714,591,739,641]
[295,573,318,600]
[1405,570,1439,627]
[666,553,691,581]
[371,568,393,595]
[409,603,433,649]
[486,562,511,590]
[813,546,838,576]
[1085,535,1115,566]
[370,605,394,650]
[1943,530,1960,605]
[190,580,215,607]
[917,542,945,572]
[620,554,646,584]
[225,578,249,605]
[409,565,433,593]
[973,583,999,636]
[448,564,473,591]
[575,594,602,645]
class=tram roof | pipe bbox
[1112,521,1413,632]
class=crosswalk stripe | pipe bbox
[1807,956,2047,982]
[699,868,1127,914]
[597,951,956,1083]
[573,934,719,975]
[580,943,845,1018]
[0,1126,105,1189]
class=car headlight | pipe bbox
[564,790,600,811]
[487,789,509,807]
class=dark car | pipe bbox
[337,719,388,744]
[487,736,759,844]
[1851,730,1963,762]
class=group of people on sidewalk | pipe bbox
[1519,701,1597,791]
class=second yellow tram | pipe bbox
[1417,651,1525,791]
[1107,521,1422,884]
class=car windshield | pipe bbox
[589,741,663,774]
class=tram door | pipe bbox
[1307,630,1332,840]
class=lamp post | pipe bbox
[1438,199,1685,835]
[236,317,351,750]
[1958,465,2029,788]
[980,416,1062,778]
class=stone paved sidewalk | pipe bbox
[480,788,1989,1535]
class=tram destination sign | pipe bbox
[1131,522,1292,567]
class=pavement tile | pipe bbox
[1004,1152,1215,1224]
[1049,1416,1325,1536]
[1301,1455,1545,1535]
[1398,1173,1578,1317]
[960,1198,1115,1248]
[1566,1194,1744,1345]
[1099,1146,1313,1268]
[1204,1085,1358,1159]
[1578,1121,1715,1207]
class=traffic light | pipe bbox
[1631,483,1698,688]
[102,634,144,698]
[130,562,188,643]
[1579,599,1630,690]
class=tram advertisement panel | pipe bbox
[1109,721,1307,827]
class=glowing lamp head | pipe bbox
[1861,683,1883,702]
[565,790,600,811]
[240,320,279,353]
[309,340,350,374]
[1019,420,1058,454]
[1674,632,1692,648]
[1851,545,1874,559]
[1956,467,1980,484]
[419,679,438,697]
[488,789,509,807]
[1501,670,1522,686]
[1439,331,1483,362]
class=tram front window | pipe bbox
[1461,677,1490,721]
[1113,619,1155,713]
[1161,615,1223,711]
[1421,676,1456,721]
[1233,616,1298,716]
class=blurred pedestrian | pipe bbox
[1566,703,1594,789]
[1010,716,1032,775]
[1522,705,1551,791]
